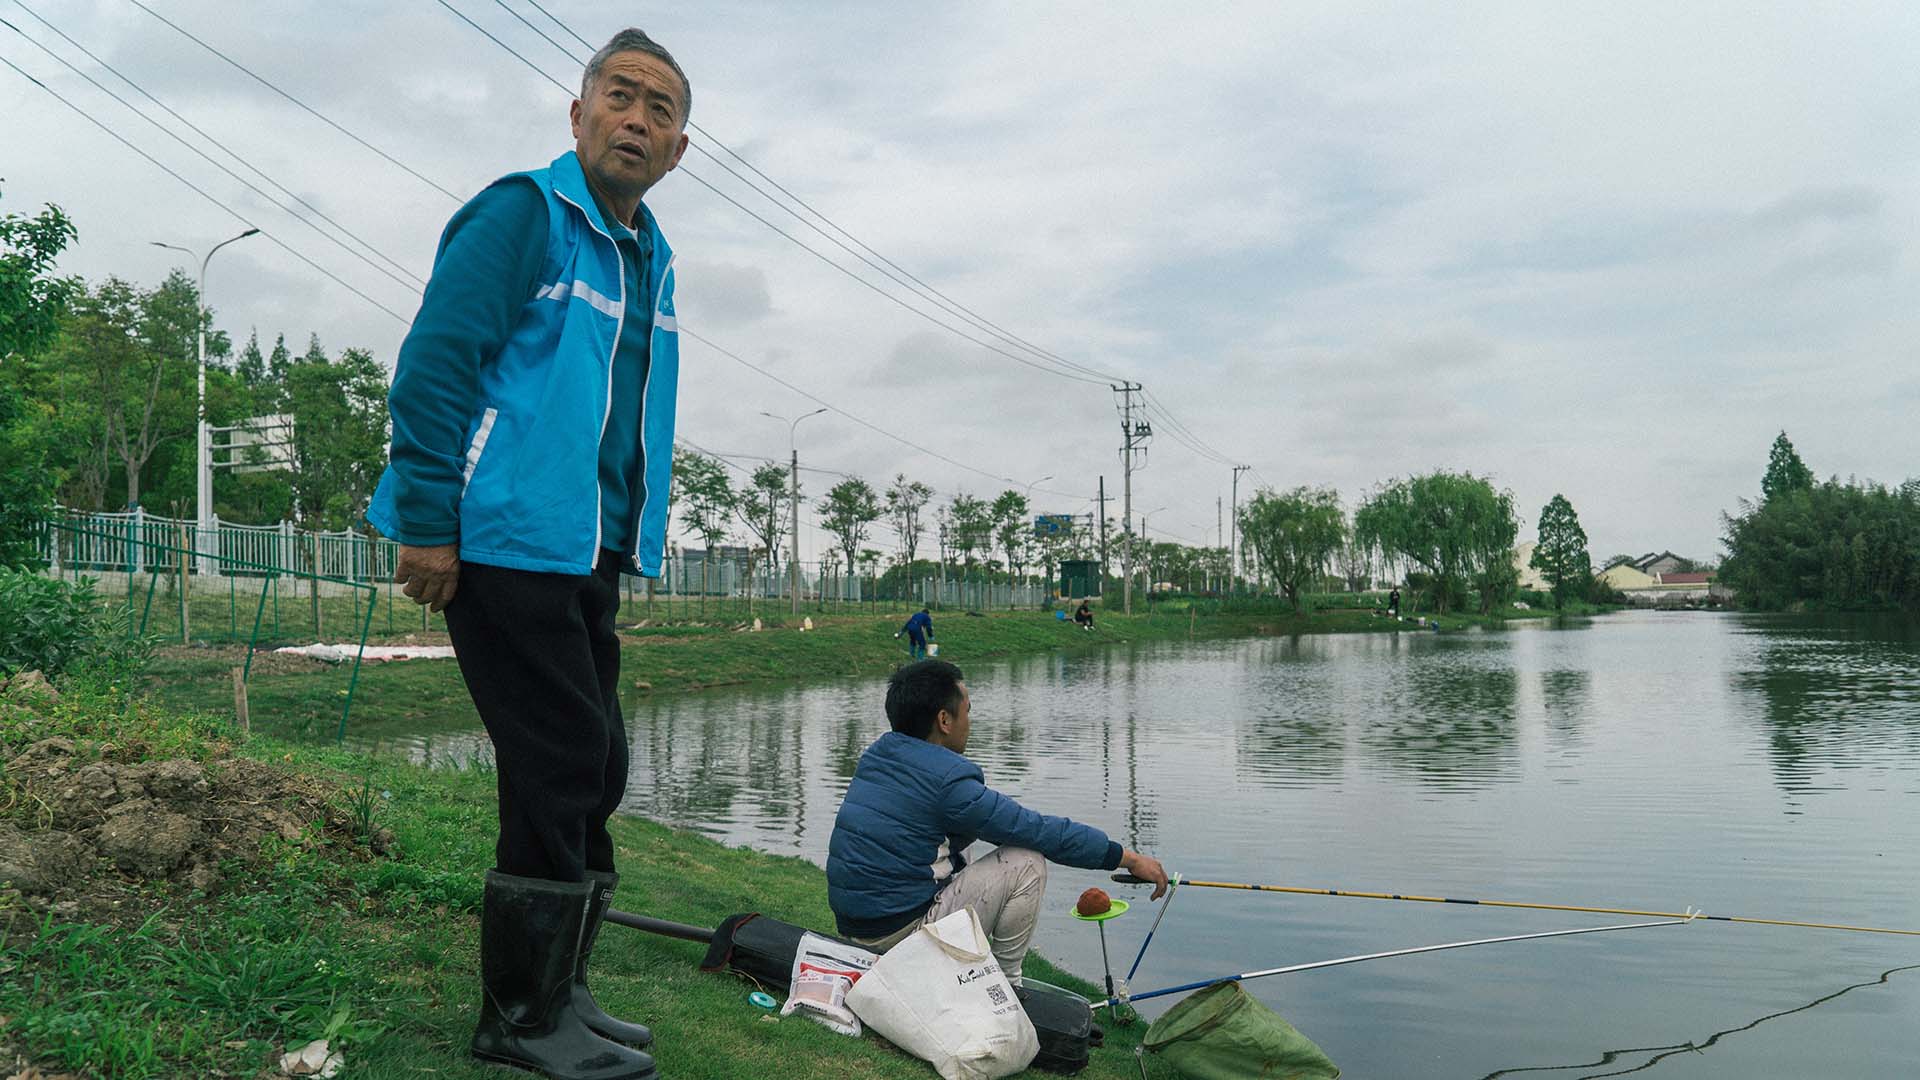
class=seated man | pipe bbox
[827,660,1168,982]
[1074,600,1094,630]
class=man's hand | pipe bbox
[395,543,461,612]
[1120,849,1170,900]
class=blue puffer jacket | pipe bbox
[827,731,1124,939]
[366,150,679,577]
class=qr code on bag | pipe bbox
[986,984,1008,1006]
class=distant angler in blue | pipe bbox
[365,27,690,1080]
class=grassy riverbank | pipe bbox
[0,680,1186,1079]
[141,605,1406,742]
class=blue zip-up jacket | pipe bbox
[367,150,680,577]
[826,731,1124,939]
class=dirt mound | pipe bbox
[0,736,382,917]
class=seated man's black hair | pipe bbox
[885,659,965,740]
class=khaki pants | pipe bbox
[851,846,1048,981]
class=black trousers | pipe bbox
[445,550,629,882]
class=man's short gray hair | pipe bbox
[581,29,691,123]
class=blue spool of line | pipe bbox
[748,991,777,1009]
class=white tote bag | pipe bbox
[845,907,1040,1080]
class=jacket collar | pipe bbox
[549,150,675,264]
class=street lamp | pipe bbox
[761,408,828,614]
[152,228,260,577]
[1020,474,1052,603]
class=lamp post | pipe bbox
[761,408,827,614]
[152,228,259,577]
[1021,474,1052,604]
[1140,506,1166,612]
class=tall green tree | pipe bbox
[1238,486,1346,612]
[1530,494,1592,608]
[947,493,990,571]
[1761,431,1814,502]
[820,477,882,584]
[990,490,1031,604]
[51,279,194,510]
[885,474,933,567]
[672,448,734,598]
[1354,471,1518,613]
[734,462,789,582]
[282,342,389,528]
[0,190,80,565]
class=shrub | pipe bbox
[0,569,153,681]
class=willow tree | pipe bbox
[1238,486,1346,612]
[1354,471,1517,614]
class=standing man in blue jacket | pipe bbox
[366,28,687,1080]
[827,660,1169,982]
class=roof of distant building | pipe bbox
[1657,571,1714,585]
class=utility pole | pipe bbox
[788,446,801,614]
[1096,476,1110,594]
[1230,464,1251,595]
[1216,496,1223,593]
[1112,383,1150,614]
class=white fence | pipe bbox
[37,509,1049,609]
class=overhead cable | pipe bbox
[0,12,427,296]
[433,0,1109,388]
[0,52,411,323]
[11,1,426,289]
[514,0,1127,386]
[124,0,469,202]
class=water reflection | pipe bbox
[1361,643,1521,790]
[350,613,1920,1078]
[1730,615,1920,803]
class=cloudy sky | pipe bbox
[5,1,1917,563]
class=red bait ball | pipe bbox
[1076,887,1112,916]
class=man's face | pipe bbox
[569,51,689,215]
[936,681,972,754]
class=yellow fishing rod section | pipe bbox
[1111,874,1920,937]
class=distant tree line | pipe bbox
[1720,433,1920,611]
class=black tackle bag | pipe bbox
[698,913,1102,1074]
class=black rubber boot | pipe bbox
[574,871,654,1048]
[471,871,658,1080]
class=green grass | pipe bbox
[0,687,1184,1079]
[139,605,1407,742]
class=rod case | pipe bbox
[690,912,1099,1074]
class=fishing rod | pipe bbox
[1094,916,1691,1009]
[1112,874,1920,937]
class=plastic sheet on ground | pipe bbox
[272,643,457,663]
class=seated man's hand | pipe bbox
[1120,849,1170,900]
[395,543,461,612]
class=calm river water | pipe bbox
[366,611,1920,1078]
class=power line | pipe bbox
[10,1,425,289]
[0,10,427,296]
[679,325,1084,502]
[514,0,1126,387]
[0,52,411,323]
[432,0,1110,388]
[124,0,468,203]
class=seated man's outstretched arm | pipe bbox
[941,774,1168,898]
